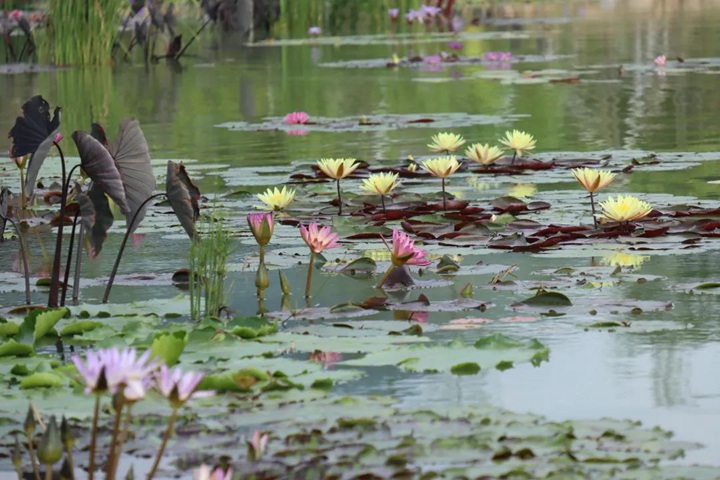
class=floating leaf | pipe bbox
[0,339,34,357]
[18,307,68,346]
[19,372,66,389]
[60,321,103,336]
[517,291,572,307]
[150,331,187,366]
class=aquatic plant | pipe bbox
[247,430,270,461]
[317,158,359,215]
[284,111,310,124]
[388,8,400,21]
[257,186,296,211]
[428,132,465,154]
[194,465,234,480]
[377,229,430,289]
[420,156,461,210]
[189,214,232,321]
[572,168,616,227]
[360,172,401,212]
[42,0,124,65]
[300,222,340,298]
[247,212,274,263]
[465,143,503,166]
[599,195,653,224]
[499,129,536,164]
[147,366,212,479]
[8,96,64,307]
[654,54,667,66]
[308,26,321,36]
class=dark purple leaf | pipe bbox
[166,161,200,238]
[77,185,115,258]
[7,95,61,198]
[72,131,129,215]
[109,118,156,234]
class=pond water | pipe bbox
[2,0,720,476]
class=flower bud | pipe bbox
[37,415,63,465]
[60,416,75,451]
[23,404,35,438]
[11,435,22,470]
[255,262,270,290]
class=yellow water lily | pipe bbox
[361,172,401,196]
[421,156,461,210]
[572,168,616,193]
[257,186,296,211]
[465,143,504,166]
[428,132,466,154]
[317,158,359,215]
[599,195,653,223]
[361,172,401,213]
[499,129,536,161]
[421,156,461,178]
[317,158,359,179]
[573,168,617,227]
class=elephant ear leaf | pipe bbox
[77,184,115,259]
[8,95,61,198]
[109,118,156,234]
[72,131,129,216]
[166,161,200,239]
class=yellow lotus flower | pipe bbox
[361,172,401,195]
[428,132,466,153]
[407,163,417,173]
[317,158,359,179]
[499,130,536,158]
[420,156,461,178]
[572,168,616,193]
[599,195,653,222]
[465,143,504,165]
[257,186,296,211]
[602,252,648,269]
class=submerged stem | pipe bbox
[305,251,315,299]
[26,435,41,480]
[146,408,178,480]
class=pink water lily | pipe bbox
[389,229,430,267]
[247,212,274,247]
[103,347,158,401]
[308,26,321,36]
[193,465,233,480]
[72,350,109,393]
[300,222,340,253]
[247,429,269,461]
[388,8,400,20]
[155,365,213,408]
[654,54,667,66]
[283,111,309,125]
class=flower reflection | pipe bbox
[601,252,648,269]
[508,184,536,199]
[286,129,309,136]
[309,350,343,367]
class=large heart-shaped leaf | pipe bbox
[77,185,115,258]
[109,118,155,233]
[8,96,61,198]
[166,161,200,238]
[72,131,129,215]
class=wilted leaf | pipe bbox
[166,161,200,238]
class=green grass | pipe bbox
[189,214,233,321]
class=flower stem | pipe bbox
[106,397,125,478]
[44,464,52,480]
[336,179,343,216]
[380,194,386,213]
[590,192,598,228]
[146,407,178,480]
[88,394,100,480]
[48,142,67,307]
[108,404,133,479]
[305,251,315,299]
[26,435,41,480]
[441,178,447,210]
[511,152,517,165]
[259,244,265,265]
[376,264,394,289]
[19,166,26,210]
